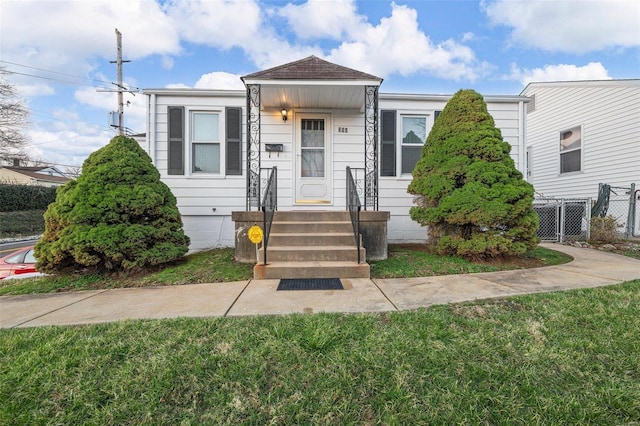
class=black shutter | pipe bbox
[380,110,396,176]
[167,106,184,175]
[226,107,242,175]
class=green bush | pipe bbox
[590,216,620,243]
[0,184,57,212]
[407,89,539,259]
[35,136,190,273]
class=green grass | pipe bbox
[0,248,253,296]
[370,245,572,278]
[2,280,639,424]
[0,210,44,238]
[0,246,571,296]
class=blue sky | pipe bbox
[2,0,639,170]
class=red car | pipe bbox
[0,245,37,280]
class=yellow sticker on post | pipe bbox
[248,225,263,244]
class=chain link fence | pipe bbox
[592,184,637,239]
[533,198,591,243]
[533,184,638,243]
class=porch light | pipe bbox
[281,108,288,122]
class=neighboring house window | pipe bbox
[191,112,220,173]
[560,125,581,173]
[526,146,533,179]
[401,115,427,174]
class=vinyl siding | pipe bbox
[523,81,640,199]
[147,91,527,249]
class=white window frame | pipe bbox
[398,113,430,177]
[188,109,223,176]
[559,125,582,175]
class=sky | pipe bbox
[1,0,639,171]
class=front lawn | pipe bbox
[0,246,570,296]
[2,280,639,424]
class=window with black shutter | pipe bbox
[380,110,396,176]
[226,107,242,175]
[167,106,184,175]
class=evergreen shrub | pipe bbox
[35,136,190,273]
[408,89,539,259]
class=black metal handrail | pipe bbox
[346,167,362,264]
[261,167,277,264]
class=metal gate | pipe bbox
[534,198,591,243]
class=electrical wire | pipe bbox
[1,60,141,92]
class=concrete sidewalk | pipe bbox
[2,243,639,328]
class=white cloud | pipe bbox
[279,0,367,40]
[327,3,487,81]
[483,0,640,53]
[164,0,262,48]
[194,72,245,90]
[73,85,146,133]
[509,62,611,85]
[15,83,55,98]
[1,0,180,77]
[27,119,115,167]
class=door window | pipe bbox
[301,119,325,177]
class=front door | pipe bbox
[295,114,332,204]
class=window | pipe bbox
[191,112,220,173]
[167,107,242,176]
[560,126,581,173]
[401,116,427,174]
[301,119,325,177]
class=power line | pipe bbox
[0,59,113,86]
[1,61,141,92]
[6,70,108,89]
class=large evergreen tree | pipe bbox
[35,136,189,273]
[408,89,538,258]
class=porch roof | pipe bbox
[241,56,382,110]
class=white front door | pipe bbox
[295,114,332,204]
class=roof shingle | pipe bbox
[242,56,382,82]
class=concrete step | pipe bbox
[268,232,356,246]
[254,261,370,279]
[259,246,365,262]
[274,210,351,222]
[271,221,353,234]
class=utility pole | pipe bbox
[110,29,130,136]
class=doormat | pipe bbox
[277,278,343,291]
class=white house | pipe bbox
[521,79,640,198]
[142,56,529,275]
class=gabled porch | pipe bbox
[231,56,390,279]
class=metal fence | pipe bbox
[533,198,591,243]
[592,183,638,239]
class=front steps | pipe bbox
[254,211,370,279]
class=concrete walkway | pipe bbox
[1,243,639,328]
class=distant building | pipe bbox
[0,166,70,187]
[521,79,640,198]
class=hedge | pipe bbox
[0,184,58,212]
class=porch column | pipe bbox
[246,83,261,210]
[364,85,379,210]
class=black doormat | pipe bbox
[277,278,343,291]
